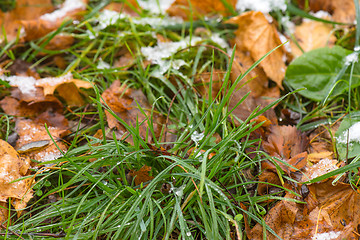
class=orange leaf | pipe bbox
[227,11,286,87]
[129,166,154,186]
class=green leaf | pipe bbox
[286,46,360,101]
[335,112,360,160]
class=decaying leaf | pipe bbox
[0,139,33,217]
[167,0,236,19]
[101,80,165,143]
[290,19,336,57]
[227,11,286,87]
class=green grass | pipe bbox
[1,1,360,239]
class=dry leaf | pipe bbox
[298,0,356,23]
[0,95,63,118]
[15,119,67,164]
[129,165,154,186]
[290,20,336,57]
[0,0,54,42]
[20,0,87,42]
[0,140,33,215]
[194,70,224,99]
[101,80,165,143]
[167,0,236,19]
[251,180,360,240]
[227,11,286,87]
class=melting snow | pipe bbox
[40,0,86,22]
[344,52,359,66]
[0,75,36,95]
[141,36,202,74]
[236,0,287,13]
[97,59,111,69]
[312,231,341,240]
[337,121,360,144]
[191,131,204,144]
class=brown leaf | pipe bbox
[194,70,224,99]
[0,96,63,118]
[20,0,87,42]
[251,180,360,239]
[0,0,54,42]
[129,165,154,186]
[35,73,93,96]
[227,11,286,87]
[167,0,236,19]
[290,20,336,57]
[101,80,165,143]
[262,125,308,160]
[15,119,67,164]
[299,0,356,23]
[0,140,33,215]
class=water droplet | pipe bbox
[186,232,191,236]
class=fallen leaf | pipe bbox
[227,11,286,87]
[262,125,308,159]
[0,139,33,216]
[0,0,53,42]
[101,80,165,143]
[251,180,360,240]
[15,119,67,164]
[35,72,92,96]
[20,0,87,42]
[0,95,63,118]
[298,0,356,23]
[290,19,336,57]
[167,0,236,19]
[194,70,224,99]
[129,165,154,186]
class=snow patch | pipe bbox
[344,52,359,66]
[337,121,360,144]
[97,59,111,69]
[236,0,287,13]
[0,75,36,95]
[312,231,341,240]
[191,131,204,144]
[40,0,86,22]
[141,36,202,74]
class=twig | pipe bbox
[0,223,25,240]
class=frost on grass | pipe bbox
[97,59,111,69]
[191,131,204,145]
[337,121,360,144]
[236,0,287,13]
[344,51,359,66]
[311,231,341,240]
[40,0,86,22]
